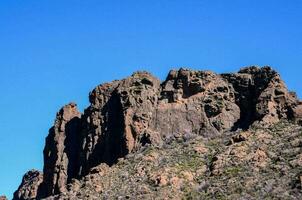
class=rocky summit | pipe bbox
[12,66,302,200]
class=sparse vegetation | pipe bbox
[44,122,302,200]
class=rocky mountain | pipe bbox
[12,66,302,199]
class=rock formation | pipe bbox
[0,196,8,200]
[222,66,300,128]
[12,66,302,199]
[13,170,43,200]
[39,103,81,198]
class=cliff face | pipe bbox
[13,66,302,200]
[40,103,81,196]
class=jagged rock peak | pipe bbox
[222,66,301,128]
[56,102,81,121]
[13,170,43,200]
[13,66,302,200]
[39,102,82,198]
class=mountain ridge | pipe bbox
[11,66,302,200]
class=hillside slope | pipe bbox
[46,122,302,200]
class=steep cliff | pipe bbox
[13,66,302,199]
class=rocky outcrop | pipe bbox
[0,196,8,200]
[222,66,301,128]
[39,103,82,198]
[78,72,161,176]
[13,170,43,200]
[155,69,240,138]
[13,66,302,199]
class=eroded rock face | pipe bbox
[222,66,300,128]
[13,66,302,199]
[155,68,240,138]
[13,170,43,200]
[39,103,82,198]
[78,71,161,175]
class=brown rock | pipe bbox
[210,155,230,176]
[78,71,161,175]
[40,103,82,197]
[156,68,240,137]
[250,149,268,169]
[14,66,302,200]
[0,196,8,200]
[13,170,43,200]
[231,131,251,144]
[291,103,302,124]
[151,174,169,187]
[222,66,300,128]
[49,66,301,189]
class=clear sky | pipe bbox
[1,0,302,198]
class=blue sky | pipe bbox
[1,0,302,198]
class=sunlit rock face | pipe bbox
[13,170,43,200]
[13,66,302,199]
